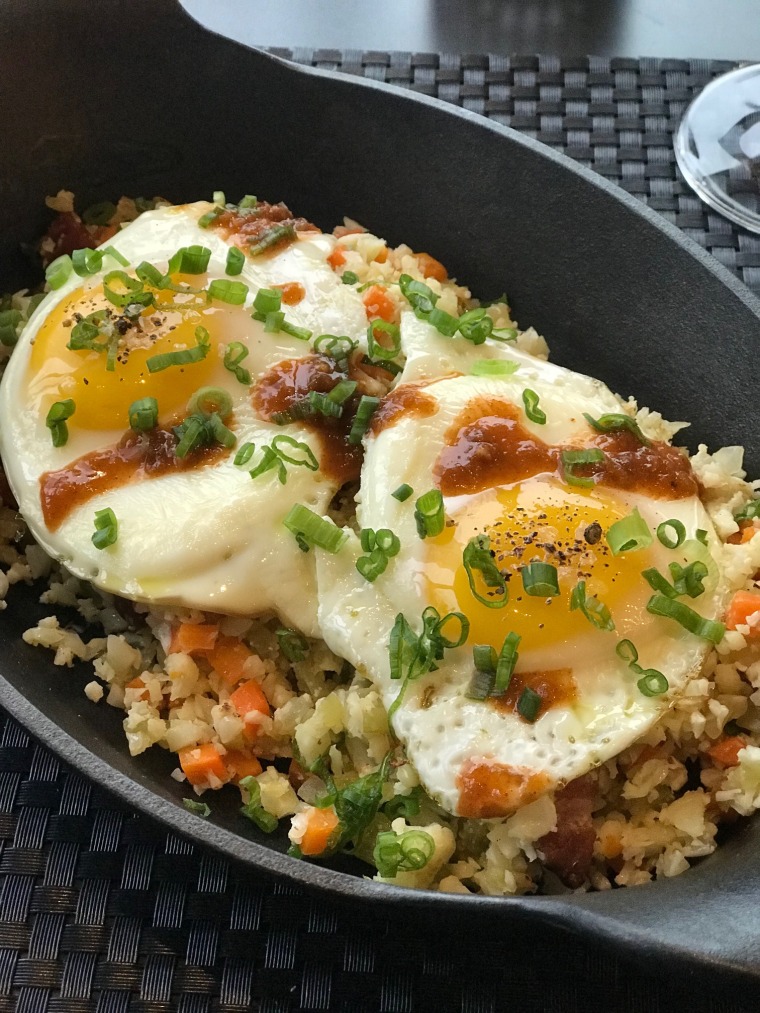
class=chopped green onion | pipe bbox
[616,640,639,665]
[392,484,413,502]
[271,434,319,471]
[128,396,158,431]
[239,195,258,209]
[92,507,118,549]
[253,288,282,315]
[72,247,104,277]
[276,627,309,662]
[174,415,205,458]
[356,527,401,582]
[493,632,521,695]
[398,274,438,316]
[341,271,358,285]
[669,560,708,599]
[426,306,459,337]
[147,326,210,372]
[569,580,614,631]
[696,528,708,545]
[248,445,286,483]
[521,561,559,597]
[248,223,295,256]
[470,359,519,376]
[646,594,725,644]
[182,798,211,817]
[223,342,251,385]
[45,254,73,290]
[414,489,445,539]
[188,386,233,419]
[348,395,380,445]
[280,320,312,342]
[387,608,468,720]
[167,245,212,274]
[0,309,22,346]
[102,245,129,267]
[473,644,497,674]
[516,686,542,722]
[462,533,507,608]
[735,500,760,523]
[466,644,498,699]
[582,412,650,445]
[45,399,75,447]
[357,548,389,582]
[606,508,652,555]
[103,270,152,308]
[313,334,358,365]
[561,448,605,489]
[135,261,165,287]
[522,388,546,425]
[283,504,347,553]
[212,190,226,206]
[234,442,255,466]
[637,670,669,697]
[367,320,401,362]
[382,788,423,821]
[457,307,493,345]
[641,567,678,599]
[656,519,686,549]
[373,828,435,877]
[207,413,235,449]
[198,207,224,228]
[327,379,357,406]
[489,327,518,343]
[82,201,116,226]
[239,776,278,833]
[208,278,248,304]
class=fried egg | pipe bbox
[316,360,730,816]
[0,202,371,636]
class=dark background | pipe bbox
[182,0,760,60]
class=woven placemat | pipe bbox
[2,54,759,1013]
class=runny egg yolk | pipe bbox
[27,280,245,431]
[424,482,654,656]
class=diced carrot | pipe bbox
[725,590,760,634]
[125,676,149,702]
[728,522,757,545]
[415,252,447,283]
[230,679,271,720]
[327,247,346,269]
[208,635,253,687]
[300,806,340,856]
[170,622,219,655]
[225,750,263,782]
[362,285,396,323]
[598,826,623,860]
[179,743,228,786]
[274,281,306,305]
[373,246,388,263]
[708,736,746,766]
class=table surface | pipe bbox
[182,0,760,60]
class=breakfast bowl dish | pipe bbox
[3,0,760,984]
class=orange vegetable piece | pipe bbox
[728,522,757,545]
[333,225,365,238]
[363,285,396,323]
[179,743,228,786]
[708,736,746,766]
[725,590,760,634]
[125,676,149,702]
[373,246,388,263]
[225,750,263,782]
[170,622,219,655]
[300,806,340,856]
[208,635,253,687]
[230,679,271,720]
[275,281,306,305]
[327,247,346,269]
[415,252,447,283]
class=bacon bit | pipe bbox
[179,743,228,787]
[275,281,306,305]
[327,247,347,269]
[40,212,95,266]
[415,252,448,282]
[225,750,263,782]
[333,225,366,238]
[708,736,747,766]
[362,285,397,324]
[537,774,597,888]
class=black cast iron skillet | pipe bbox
[2,0,760,988]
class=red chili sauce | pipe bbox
[487,668,578,721]
[457,759,552,818]
[211,201,317,256]
[435,398,697,500]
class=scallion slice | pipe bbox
[522,388,546,425]
[392,484,413,502]
[516,686,542,722]
[641,567,678,599]
[427,306,459,337]
[283,504,347,553]
[696,528,708,545]
[168,245,212,275]
[208,279,248,304]
[223,342,251,385]
[91,507,118,549]
[646,593,725,644]
[272,434,319,471]
[462,533,507,608]
[234,442,255,466]
[606,508,652,555]
[182,798,211,817]
[669,560,708,599]
[174,416,205,458]
[45,254,73,290]
[637,669,669,697]
[616,639,639,665]
[521,561,559,597]
[128,396,158,432]
[561,448,605,488]
[248,223,295,255]
[569,579,614,631]
[493,632,521,695]
[239,195,258,209]
[253,288,282,315]
[367,320,401,362]
[313,334,358,365]
[656,519,686,549]
[280,320,312,342]
[414,489,445,539]
[147,326,210,372]
[45,399,75,447]
[72,247,104,277]
[276,627,309,662]
[222,246,244,277]
[135,261,165,288]
[582,412,650,445]
[0,309,21,347]
[198,206,224,228]
[103,270,152,309]
[188,386,233,419]
[248,445,286,483]
[102,245,129,267]
[458,307,493,345]
[735,500,760,523]
[470,359,519,376]
[348,395,380,445]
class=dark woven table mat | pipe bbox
[2,53,759,1013]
